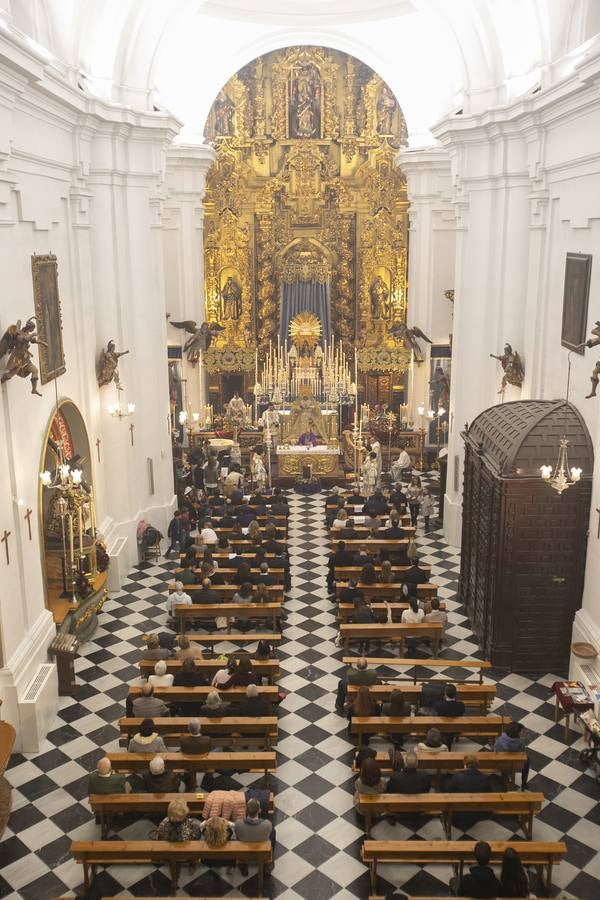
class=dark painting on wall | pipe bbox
[561,252,592,354]
[31,253,66,383]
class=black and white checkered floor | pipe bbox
[2,478,599,899]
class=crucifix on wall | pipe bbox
[1,529,11,564]
[96,437,101,463]
[596,508,600,539]
[24,507,33,541]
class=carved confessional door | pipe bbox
[365,373,392,407]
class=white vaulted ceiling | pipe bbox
[6,0,600,144]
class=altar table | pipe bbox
[276,444,340,477]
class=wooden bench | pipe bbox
[340,622,443,655]
[176,566,286,582]
[358,791,545,839]
[362,839,566,894]
[335,565,431,578]
[70,839,272,892]
[347,682,496,712]
[353,751,527,789]
[342,657,491,684]
[179,631,282,644]
[107,750,276,787]
[350,714,511,746]
[337,597,440,623]
[128,685,279,708]
[335,539,411,554]
[330,526,415,540]
[168,583,283,598]
[139,658,280,682]
[89,791,275,838]
[118,716,278,748]
[170,602,283,633]
[337,584,438,602]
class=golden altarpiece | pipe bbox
[202,46,413,427]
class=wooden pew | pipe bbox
[184,632,282,645]
[337,596,439,622]
[340,622,443,655]
[347,682,496,712]
[353,751,527,789]
[107,750,276,787]
[330,526,415,540]
[170,601,283,633]
[175,566,286,583]
[342,657,491,684]
[139,658,280,682]
[337,584,438,602]
[168,583,283,598]
[128,684,279,707]
[118,716,278,748]
[70,839,272,892]
[357,791,544,839]
[89,791,275,838]
[334,565,431,578]
[350,714,511,746]
[362,839,566,894]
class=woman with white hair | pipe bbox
[166,581,192,618]
[148,659,174,687]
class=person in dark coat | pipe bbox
[236,683,271,716]
[446,754,490,793]
[167,510,183,555]
[387,750,431,794]
[401,558,429,586]
[451,841,502,898]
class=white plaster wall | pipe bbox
[0,28,180,740]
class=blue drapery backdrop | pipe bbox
[280,280,330,347]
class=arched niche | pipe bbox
[39,400,105,637]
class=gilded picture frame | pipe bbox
[31,253,66,383]
[561,252,592,354]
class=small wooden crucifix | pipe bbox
[24,507,33,541]
[129,423,135,447]
[1,529,11,564]
[596,508,600,539]
[96,437,101,463]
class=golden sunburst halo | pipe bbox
[289,311,322,351]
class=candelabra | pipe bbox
[540,437,582,494]
[264,419,272,489]
[384,410,397,471]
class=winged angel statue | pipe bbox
[167,316,224,365]
[390,322,432,363]
[0,317,44,395]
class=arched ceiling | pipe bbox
[6,0,598,145]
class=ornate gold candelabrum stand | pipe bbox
[385,410,396,472]
[264,419,272,489]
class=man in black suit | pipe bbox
[339,520,359,539]
[339,580,362,604]
[269,488,289,517]
[387,750,431,794]
[447,755,490,793]
[353,546,374,566]
[256,562,276,585]
[236,502,257,527]
[262,525,285,556]
[383,517,405,539]
[363,490,389,516]
[218,501,236,527]
[450,840,502,898]
[434,683,465,749]
[193,577,221,605]
[347,488,366,505]
[389,486,407,509]
[327,540,354,592]
[401,558,429,586]
[248,492,268,515]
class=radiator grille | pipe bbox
[22,663,54,702]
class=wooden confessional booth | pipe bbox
[459,400,593,672]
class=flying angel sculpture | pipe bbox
[167,316,224,365]
[390,323,432,363]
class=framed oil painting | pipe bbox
[561,252,592,354]
[31,253,66,383]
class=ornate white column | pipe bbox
[432,120,532,547]
[397,148,455,425]
[163,144,216,413]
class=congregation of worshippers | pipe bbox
[82,437,550,900]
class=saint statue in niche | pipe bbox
[221,276,242,320]
[376,85,397,135]
[370,275,391,320]
[214,90,235,136]
[288,63,321,139]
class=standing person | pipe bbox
[203,455,220,496]
[406,475,422,528]
[420,488,434,532]
[167,509,183,556]
[362,451,379,498]
[369,433,382,482]
[260,403,280,449]
[251,447,268,491]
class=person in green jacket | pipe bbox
[88,757,131,794]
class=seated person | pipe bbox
[500,846,531,898]
[298,424,318,447]
[175,635,205,660]
[173,657,208,687]
[336,656,379,710]
[400,596,424,624]
[140,755,182,793]
[378,560,395,584]
[143,633,172,661]
[269,487,289,516]
[381,688,410,718]
[351,597,387,624]
[446,753,491,793]
[131,683,170,718]
[434,683,465,717]
[262,524,285,555]
[339,579,362,604]
[353,545,374,566]
[332,509,349,530]
[128,718,167,754]
[237,682,271,716]
[148,659,174,687]
[424,596,447,629]
[387,749,431,794]
[193,577,220,604]
[494,722,530,790]
[88,756,131,794]
[256,562,276,585]
[232,581,255,604]
[197,689,231,719]
[450,840,502,899]
[179,719,211,755]
[219,656,259,689]
[416,727,449,754]
[166,581,193,619]
[401,558,429,586]
[234,797,274,857]
[353,757,388,809]
[177,551,199,585]
[362,490,389,517]
[363,511,383,529]
[359,562,377,585]
[383,517,405,539]
[157,798,202,841]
